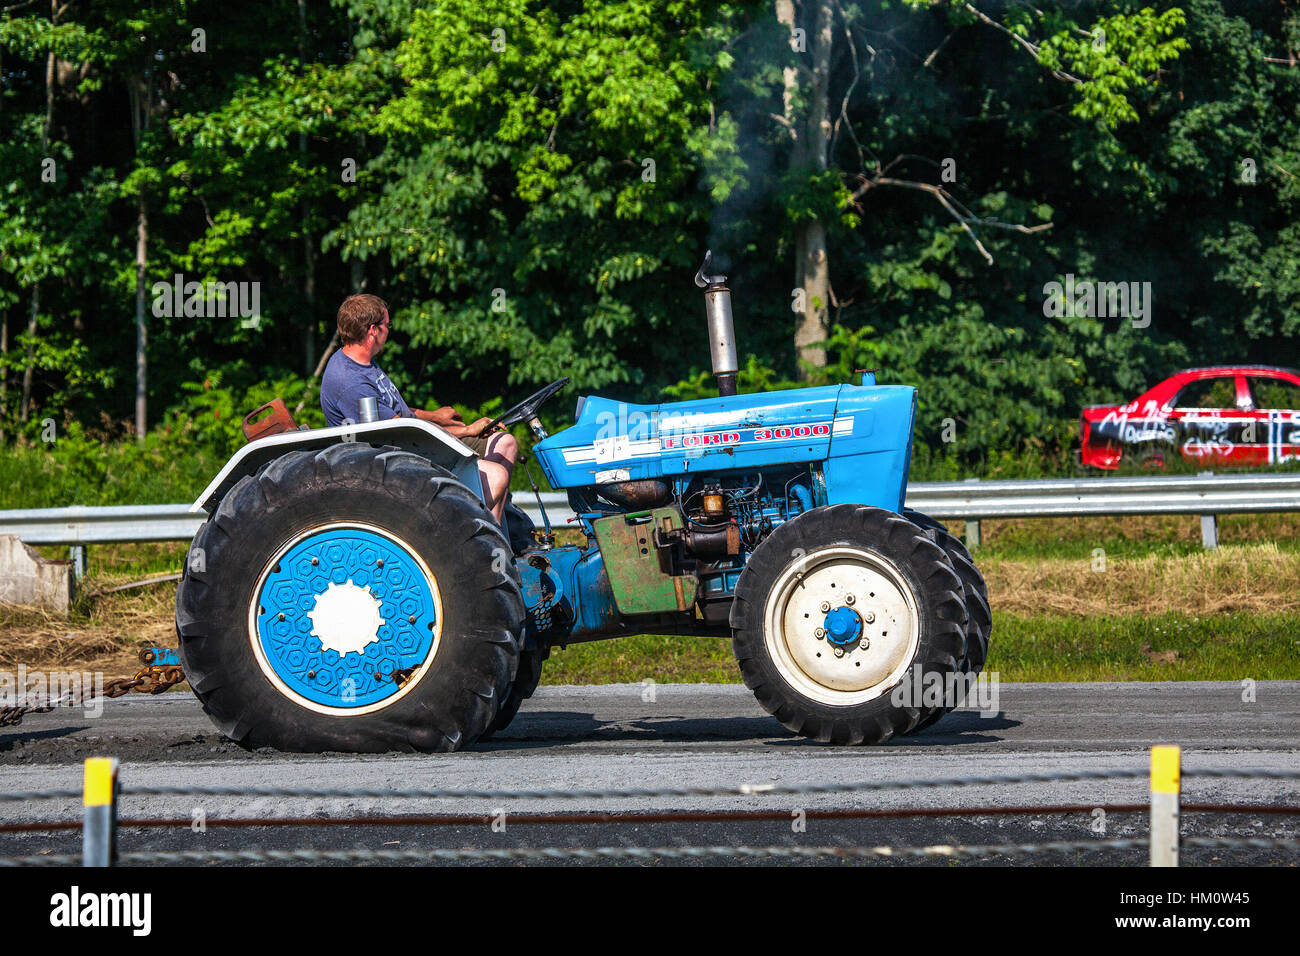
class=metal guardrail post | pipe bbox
[82,757,118,867]
[1200,515,1218,550]
[69,545,88,580]
[964,520,981,549]
[1149,745,1180,867]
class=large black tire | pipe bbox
[903,510,990,674]
[730,504,967,744]
[175,443,525,753]
[903,509,992,731]
[481,646,547,738]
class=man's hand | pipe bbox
[426,406,464,427]
[428,415,498,439]
[413,406,467,428]
[463,416,497,438]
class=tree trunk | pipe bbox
[0,309,7,444]
[778,0,835,376]
[129,70,154,443]
[135,195,148,441]
[19,291,37,425]
[21,19,57,427]
[298,0,316,375]
[794,221,830,370]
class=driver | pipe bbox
[320,293,519,524]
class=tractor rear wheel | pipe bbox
[903,510,992,731]
[175,442,525,753]
[481,646,547,738]
[730,504,966,744]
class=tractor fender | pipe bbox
[189,419,483,514]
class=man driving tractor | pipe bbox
[320,293,519,523]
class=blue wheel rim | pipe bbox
[251,525,439,713]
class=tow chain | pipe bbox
[0,647,186,728]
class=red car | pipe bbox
[1079,365,1300,469]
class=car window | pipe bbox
[1173,377,1237,410]
[1247,376,1300,411]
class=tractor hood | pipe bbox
[534,382,916,510]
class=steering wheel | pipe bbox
[483,377,570,437]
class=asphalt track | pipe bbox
[1,682,1297,865]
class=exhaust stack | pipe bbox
[694,250,738,397]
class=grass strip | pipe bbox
[539,611,1300,685]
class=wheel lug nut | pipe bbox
[833,646,845,658]
[845,594,855,605]
[814,628,825,639]
[820,601,831,613]
[859,639,870,651]
[863,611,875,624]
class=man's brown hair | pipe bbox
[336,294,389,346]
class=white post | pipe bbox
[1200,514,1218,550]
[82,756,119,867]
[1149,745,1180,867]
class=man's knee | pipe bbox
[477,458,510,491]
[485,432,519,469]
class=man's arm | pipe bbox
[411,406,462,427]
[410,405,495,439]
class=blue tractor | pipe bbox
[176,254,989,751]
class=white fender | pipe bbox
[190,419,482,513]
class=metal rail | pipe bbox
[2,472,1298,551]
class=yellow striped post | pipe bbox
[1149,745,1180,867]
[82,757,119,867]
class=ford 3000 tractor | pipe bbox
[176,254,990,752]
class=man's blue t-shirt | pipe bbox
[320,350,413,426]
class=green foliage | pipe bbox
[2,0,1297,501]
[161,372,325,458]
[0,420,228,510]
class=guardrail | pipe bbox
[3,472,1299,572]
[906,471,1300,548]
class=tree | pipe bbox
[765,0,1188,376]
[328,0,737,408]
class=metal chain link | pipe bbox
[0,838,1154,867]
[0,651,185,727]
[4,836,1296,867]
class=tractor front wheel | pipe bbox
[730,505,966,744]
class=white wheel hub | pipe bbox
[763,545,920,706]
[307,580,386,657]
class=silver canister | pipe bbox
[357,396,379,423]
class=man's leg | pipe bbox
[475,432,519,524]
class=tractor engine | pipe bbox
[599,469,816,625]
[554,465,818,631]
